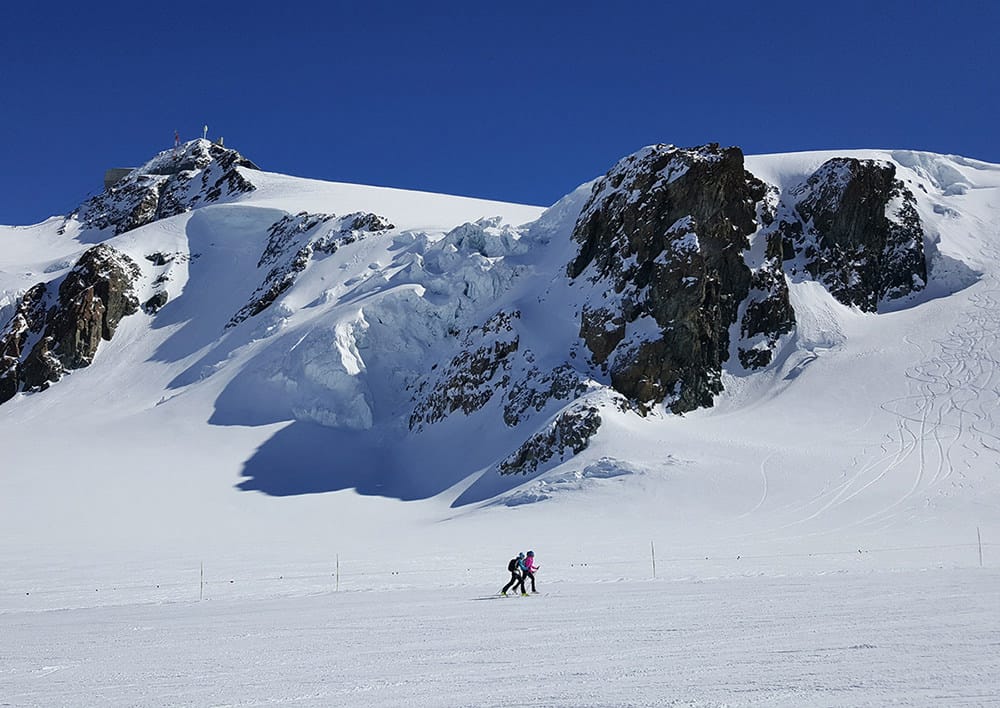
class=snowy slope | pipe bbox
[1,140,998,541]
[1,142,999,705]
[2,141,999,553]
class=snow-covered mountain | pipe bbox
[2,138,999,582]
[4,139,1000,705]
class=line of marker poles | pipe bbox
[194,529,986,600]
[198,555,340,600]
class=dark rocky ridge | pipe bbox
[409,308,592,433]
[783,157,926,311]
[1,141,259,406]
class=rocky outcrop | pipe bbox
[569,143,771,413]
[409,308,592,433]
[409,310,521,430]
[71,139,259,236]
[1,246,141,399]
[140,251,192,315]
[0,283,49,404]
[738,231,796,369]
[785,158,926,311]
[228,211,394,327]
[143,291,169,314]
[503,364,589,428]
[498,403,602,476]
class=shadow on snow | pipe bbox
[232,418,531,503]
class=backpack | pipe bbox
[507,557,519,572]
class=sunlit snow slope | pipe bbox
[1,142,998,596]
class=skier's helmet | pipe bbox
[527,550,534,556]
[518,552,525,558]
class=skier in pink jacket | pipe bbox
[521,550,540,594]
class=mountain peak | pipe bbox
[134,138,259,179]
[68,139,259,237]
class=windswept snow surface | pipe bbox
[3,569,997,707]
[2,148,1000,705]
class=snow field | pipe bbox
[2,568,997,707]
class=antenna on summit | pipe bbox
[202,124,209,141]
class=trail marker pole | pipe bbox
[651,541,657,579]
[200,562,204,601]
[978,528,984,568]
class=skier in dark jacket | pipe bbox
[501,552,525,596]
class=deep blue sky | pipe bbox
[2,1,997,225]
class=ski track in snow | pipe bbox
[1,569,997,707]
[829,279,1000,532]
[761,261,1000,537]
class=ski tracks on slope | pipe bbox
[766,257,1000,535]
[816,282,1000,531]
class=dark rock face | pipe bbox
[0,283,49,404]
[498,403,602,476]
[569,143,771,413]
[143,291,169,314]
[3,246,141,397]
[409,308,591,434]
[739,231,796,369]
[786,157,926,310]
[145,252,173,267]
[409,310,521,430]
[229,211,394,328]
[503,364,589,428]
[72,140,259,236]
[347,212,394,233]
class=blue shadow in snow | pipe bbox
[236,422,389,496]
[235,420,500,501]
